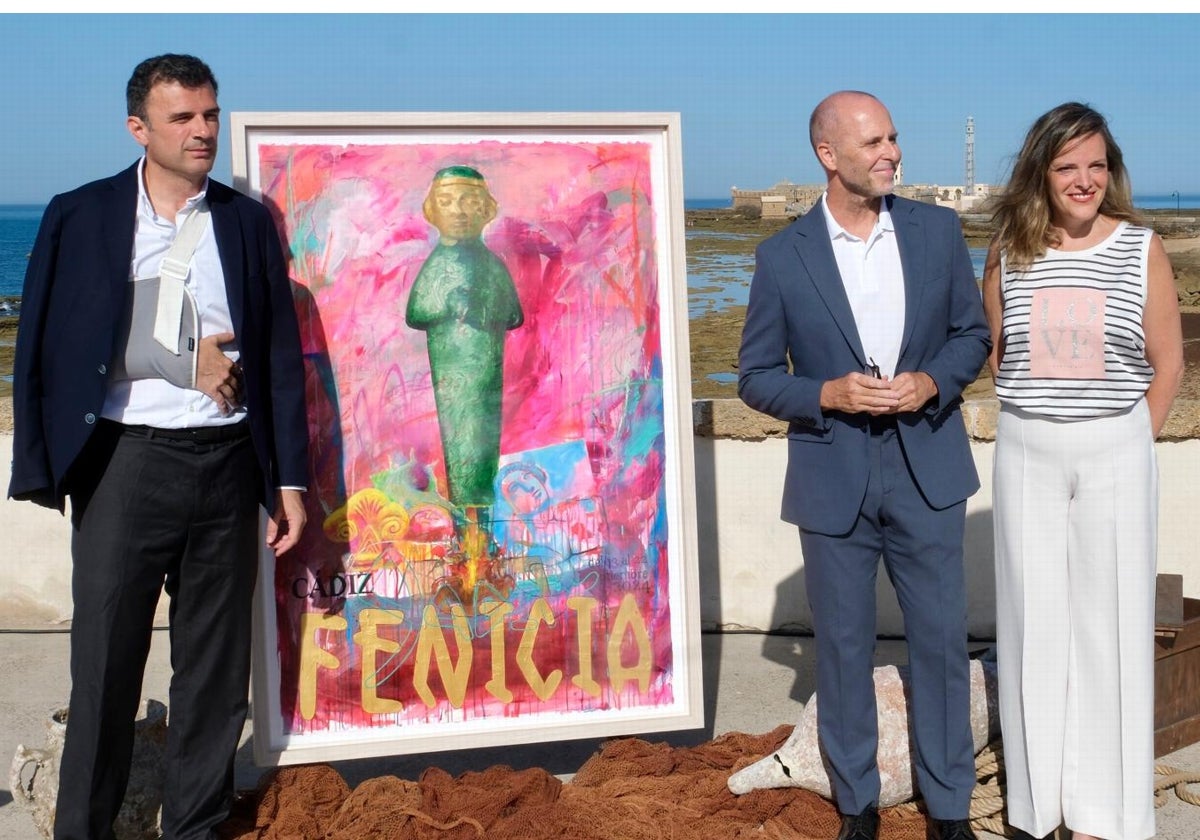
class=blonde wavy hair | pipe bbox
[993,102,1143,268]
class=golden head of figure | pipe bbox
[423,165,498,244]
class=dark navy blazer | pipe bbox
[8,162,308,513]
[738,195,990,535]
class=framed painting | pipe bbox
[231,112,702,765]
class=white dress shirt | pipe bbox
[819,194,906,379]
[102,157,245,428]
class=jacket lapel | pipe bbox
[208,184,246,339]
[105,164,140,311]
[790,205,867,365]
[890,195,927,361]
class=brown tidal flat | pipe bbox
[688,305,1200,404]
[688,219,1200,404]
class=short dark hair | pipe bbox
[126,54,218,120]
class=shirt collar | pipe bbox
[819,192,895,242]
[136,156,210,221]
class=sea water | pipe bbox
[2,197,1197,313]
[685,229,989,318]
[0,205,42,301]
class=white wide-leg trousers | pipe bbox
[994,400,1157,840]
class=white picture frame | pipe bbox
[232,111,702,765]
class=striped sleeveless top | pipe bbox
[995,221,1155,419]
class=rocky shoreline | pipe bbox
[685,208,1200,401]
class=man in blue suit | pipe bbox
[738,91,989,840]
[9,55,307,840]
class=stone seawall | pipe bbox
[6,399,1200,636]
[695,397,1200,442]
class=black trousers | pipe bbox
[54,421,261,840]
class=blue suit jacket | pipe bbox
[8,162,308,513]
[738,195,989,535]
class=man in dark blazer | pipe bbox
[8,54,307,840]
[738,91,989,840]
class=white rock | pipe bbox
[728,656,999,807]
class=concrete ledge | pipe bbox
[692,399,786,439]
[694,397,1200,443]
[6,397,1200,443]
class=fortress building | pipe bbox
[730,117,993,217]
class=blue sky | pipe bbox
[1,13,1197,203]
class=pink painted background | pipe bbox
[257,137,677,737]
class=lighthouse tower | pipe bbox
[965,116,975,196]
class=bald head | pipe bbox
[808,90,900,205]
[809,90,884,152]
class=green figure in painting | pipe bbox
[407,166,524,518]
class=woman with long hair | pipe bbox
[983,102,1183,840]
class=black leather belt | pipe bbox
[115,421,250,443]
[868,415,897,435]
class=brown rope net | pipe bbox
[218,727,926,840]
[217,731,1200,840]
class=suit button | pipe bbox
[97,363,107,375]
[84,413,96,424]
